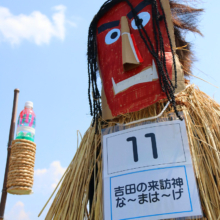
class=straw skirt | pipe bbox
[40,85,220,220]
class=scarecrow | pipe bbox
[39,0,220,219]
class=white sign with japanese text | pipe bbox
[102,120,202,220]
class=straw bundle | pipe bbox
[40,85,220,220]
[7,139,36,195]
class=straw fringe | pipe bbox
[40,85,220,220]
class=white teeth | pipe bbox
[112,60,158,95]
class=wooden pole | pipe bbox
[0,89,19,220]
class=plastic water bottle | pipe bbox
[16,101,36,142]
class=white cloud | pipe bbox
[6,201,30,220]
[0,5,75,45]
[34,161,66,192]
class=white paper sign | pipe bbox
[102,120,202,220]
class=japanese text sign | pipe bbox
[102,120,202,220]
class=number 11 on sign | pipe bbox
[127,133,158,162]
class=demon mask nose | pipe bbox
[121,16,143,72]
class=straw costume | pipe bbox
[40,0,220,219]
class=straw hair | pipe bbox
[39,85,220,220]
[7,139,36,195]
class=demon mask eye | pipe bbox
[105,28,121,45]
[131,12,150,30]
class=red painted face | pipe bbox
[97,0,173,117]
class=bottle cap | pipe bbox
[25,101,33,109]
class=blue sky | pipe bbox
[0,0,219,219]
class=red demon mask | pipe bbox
[96,0,181,119]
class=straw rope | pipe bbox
[8,172,34,179]
[7,176,34,182]
[7,186,33,195]
[9,161,35,168]
[40,85,220,220]
[7,139,36,195]
[9,165,34,171]
[8,186,33,191]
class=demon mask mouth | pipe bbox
[112,60,158,95]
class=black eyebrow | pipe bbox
[127,0,152,19]
[97,0,152,34]
[98,20,120,34]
